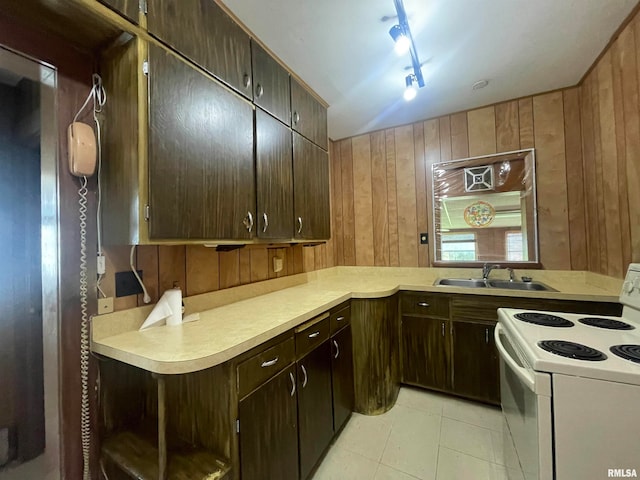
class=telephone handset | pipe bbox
[67,122,97,177]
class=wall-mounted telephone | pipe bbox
[67,122,96,177]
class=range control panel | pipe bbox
[620,263,640,310]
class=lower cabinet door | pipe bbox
[452,321,500,404]
[239,364,299,480]
[297,341,333,479]
[331,325,354,433]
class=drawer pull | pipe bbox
[301,365,308,388]
[289,371,296,397]
[333,340,340,359]
[308,331,320,339]
[336,316,345,322]
[261,357,279,368]
[486,328,489,344]
[417,302,430,307]
[442,322,445,337]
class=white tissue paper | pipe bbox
[139,288,183,330]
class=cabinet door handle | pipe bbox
[261,356,278,368]
[243,211,254,232]
[417,302,430,307]
[301,365,308,388]
[336,316,345,322]
[442,322,445,337]
[289,371,296,397]
[262,212,268,233]
[297,216,303,234]
[243,73,251,89]
[333,340,339,359]
[293,111,300,124]
[308,331,320,339]
[486,328,489,344]
[256,83,264,98]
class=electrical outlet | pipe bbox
[273,256,284,273]
[420,233,429,245]
[98,297,114,314]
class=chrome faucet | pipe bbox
[506,267,516,282]
[482,263,500,280]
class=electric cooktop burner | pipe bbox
[514,312,574,327]
[578,317,635,330]
[610,345,640,364]
[538,340,607,361]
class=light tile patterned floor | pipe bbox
[312,387,524,480]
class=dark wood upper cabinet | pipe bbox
[252,41,291,125]
[100,0,139,23]
[293,132,330,240]
[291,78,328,150]
[297,341,333,480]
[331,325,354,433]
[239,364,299,480]
[146,0,253,98]
[147,44,255,240]
[452,321,500,404]
[256,109,293,239]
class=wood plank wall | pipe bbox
[579,10,640,277]
[330,90,587,271]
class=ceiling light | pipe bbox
[389,24,411,55]
[404,74,417,101]
[472,79,489,90]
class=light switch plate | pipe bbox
[98,297,114,314]
[273,256,284,273]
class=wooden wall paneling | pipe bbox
[250,248,269,282]
[394,125,419,267]
[104,246,138,310]
[277,247,290,277]
[424,119,440,265]
[370,131,389,266]
[532,92,571,270]
[292,245,305,274]
[267,248,278,279]
[495,101,520,152]
[591,63,608,274]
[611,40,633,272]
[184,246,219,296]
[467,106,497,156]
[329,141,344,266]
[625,18,640,262]
[413,123,429,267]
[158,246,186,293]
[580,78,600,272]
[303,246,315,272]
[450,112,469,160]
[351,135,375,266]
[314,244,327,270]
[385,129,400,266]
[438,116,452,162]
[136,245,159,304]
[325,148,335,268]
[562,89,588,271]
[518,98,535,149]
[340,139,356,265]
[218,250,240,289]
[239,249,252,284]
[286,246,296,275]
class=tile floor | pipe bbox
[312,387,523,480]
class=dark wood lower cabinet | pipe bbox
[452,321,499,403]
[331,325,354,433]
[239,365,299,480]
[297,341,334,480]
[401,315,451,391]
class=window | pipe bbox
[506,231,524,261]
[441,233,477,261]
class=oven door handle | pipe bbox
[494,324,536,392]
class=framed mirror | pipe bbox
[431,149,539,266]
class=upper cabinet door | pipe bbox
[293,132,330,240]
[147,44,255,240]
[100,0,139,23]
[291,78,328,150]
[252,41,291,126]
[147,0,253,99]
[256,109,293,239]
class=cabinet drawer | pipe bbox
[295,314,330,357]
[400,292,449,318]
[237,337,295,398]
[330,305,351,333]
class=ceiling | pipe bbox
[220,0,637,140]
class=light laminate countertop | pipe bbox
[91,266,622,375]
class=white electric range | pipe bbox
[496,264,640,480]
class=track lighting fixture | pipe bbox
[389,0,425,99]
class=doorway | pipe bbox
[0,46,60,480]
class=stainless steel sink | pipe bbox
[434,278,557,292]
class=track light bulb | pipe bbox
[389,24,411,55]
[404,75,417,101]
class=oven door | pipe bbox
[495,324,553,480]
